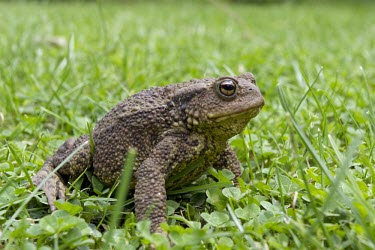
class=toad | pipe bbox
[32,73,264,232]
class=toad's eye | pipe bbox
[216,78,237,98]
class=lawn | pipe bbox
[1,0,375,249]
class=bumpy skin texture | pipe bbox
[32,73,264,232]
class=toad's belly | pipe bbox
[165,155,217,190]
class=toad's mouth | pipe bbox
[207,105,263,122]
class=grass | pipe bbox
[1,0,375,249]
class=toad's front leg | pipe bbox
[212,145,242,185]
[134,134,204,233]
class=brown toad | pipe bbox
[32,73,264,232]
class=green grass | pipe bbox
[1,1,375,249]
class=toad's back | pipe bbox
[92,86,175,185]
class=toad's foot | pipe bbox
[32,159,67,211]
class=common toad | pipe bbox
[32,73,264,232]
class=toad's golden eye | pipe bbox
[217,78,237,98]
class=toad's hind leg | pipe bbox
[53,135,93,178]
[32,135,92,211]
